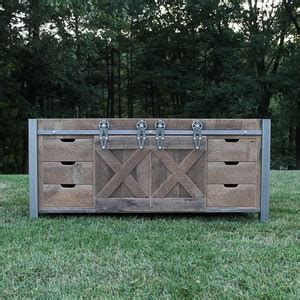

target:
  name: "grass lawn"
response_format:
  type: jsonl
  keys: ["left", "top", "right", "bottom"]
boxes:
{"left": 1, "top": 171, "right": 299, "bottom": 298}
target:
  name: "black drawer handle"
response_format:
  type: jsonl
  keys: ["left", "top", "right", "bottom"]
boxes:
{"left": 224, "top": 161, "right": 239, "bottom": 165}
{"left": 60, "top": 161, "right": 75, "bottom": 165}
{"left": 225, "top": 138, "right": 239, "bottom": 143}
{"left": 61, "top": 184, "right": 76, "bottom": 188}
{"left": 224, "top": 184, "right": 239, "bottom": 188}
{"left": 60, "top": 138, "right": 75, "bottom": 142}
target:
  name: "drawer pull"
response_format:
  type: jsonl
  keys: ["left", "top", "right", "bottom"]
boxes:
{"left": 60, "top": 161, "right": 75, "bottom": 165}
{"left": 224, "top": 161, "right": 239, "bottom": 165}
{"left": 60, "top": 138, "right": 75, "bottom": 142}
{"left": 224, "top": 184, "right": 238, "bottom": 188}
{"left": 61, "top": 184, "right": 76, "bottom": 188}
{"left": 225, "top": 138, "right": 239, "bottom": 143}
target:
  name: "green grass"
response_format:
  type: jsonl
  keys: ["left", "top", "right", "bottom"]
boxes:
{"left": 1, "top": 171, "right": 299, "bottom": 298}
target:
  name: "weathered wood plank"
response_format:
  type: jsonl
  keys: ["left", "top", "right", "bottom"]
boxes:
{"left": 207, "top": 162, "right": 257, "bottom": 184}
{"left": 134, "top": 153, "right": 151, "bottom": 197}
{"left": 150, "top": 198, "right": 205, "bottom": 212}
{"left": 43, "top": 185, "right": 94, "bottom": 207}
{"left": 207, "top": 184, "right": 256, "bottom": 207}
{"left": 96, "top": 198, "right": 150, "bottom": 212}
{"left": 94, "top": 136, "right": 206, "bottom": 150}
{"left": 39, "top": 118, "right": 261, "bottom": 130}
{"left": 186, "top": 149, "right": 207, "bottom": 199}
{"left": 43, "top": 162, "right": 93, "bottom": 184}
{"left": 95, "top": 136, "right": 150, "bottom": 150}
{"left": 208, "top": 137, "right": 258, "bottom": 161}
{"left": 43, "top": 138, "right": 93, "bottom": 161}
{"left": 150, "top": 136, "right": 207, "bottom": 149}
{"left": 151, "top": 151, "right": 170, "bottom": 196}
{"left": 152, "top": 175, "right": 178, "bottom": 198}
{"left": 95, "top": 197, "right": 205, "bottom": 212}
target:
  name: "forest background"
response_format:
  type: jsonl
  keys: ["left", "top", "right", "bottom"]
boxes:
{"left": 0, "top": 0, "right": 299, "bottom": 173}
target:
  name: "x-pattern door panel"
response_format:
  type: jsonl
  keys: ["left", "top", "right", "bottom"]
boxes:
{"left": 94, "top": 136, "right": 206, "bottom": 212}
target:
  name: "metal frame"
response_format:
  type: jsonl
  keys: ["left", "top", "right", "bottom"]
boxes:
{"left": 260, "top": 119, "right": 271, "bottom": 221}
{"left": 30, "top": 119, "right": 270, "bottom": 220}
{"left": 29, "top": 119, "right": 38, "bottom": 219}
{"left": 38, "top": 129, "right": 262, "bottom": 136}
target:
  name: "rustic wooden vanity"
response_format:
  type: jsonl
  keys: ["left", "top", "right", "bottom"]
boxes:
{"left": 29, "top": 119, "right": 270, "bottom": 221}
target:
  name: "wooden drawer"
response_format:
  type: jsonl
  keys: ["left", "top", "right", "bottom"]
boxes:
{"left": 207, "top": 184, "right": 256, "bottom": 207}
{"left": 43, "top": 162, "right": 93, "bottom": 184}
{"left": 207, "top": 162, "right": 257, "bottom": 184}
{"left": 42, "top": 184, "right": 94, "bottom": 208}
{"left": 43, "top": 138, "right": 93, "bottom": 161}
{"left": 208, "top": 137, "right": 258, "bottom": 161}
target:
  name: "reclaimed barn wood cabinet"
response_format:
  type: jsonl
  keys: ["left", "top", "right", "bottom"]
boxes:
{"left": 29, "top": 119, "right": 270, "bottom": 221}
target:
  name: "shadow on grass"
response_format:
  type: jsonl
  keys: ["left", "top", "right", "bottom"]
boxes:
{"left": 39, "top": 212, "right": 259, "bottom": 222}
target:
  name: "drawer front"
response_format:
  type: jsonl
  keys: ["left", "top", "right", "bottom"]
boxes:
{"left": 207, "top": 162, "right": 257, "bottom": 184}
{"left": 208, "top": 137, "right": 258, "bottom": 161}
{"left": 43, "top": 138, "right": 93, "bottom": 161}
{"left": 207, "top": 184, "right": 256, "bottom": 207}
{"left": 43, "top": 185, "right": 94, "bottom": 207}
{"left": 43, "top": 162, "right": 93, "bottom": 184}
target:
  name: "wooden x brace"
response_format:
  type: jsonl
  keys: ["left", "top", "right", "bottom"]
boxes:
{"left": 151, "top": 149, "right": 204, "bottom": 198}
{"left": 95, "top": 149, "right": 150, "bottom": 198}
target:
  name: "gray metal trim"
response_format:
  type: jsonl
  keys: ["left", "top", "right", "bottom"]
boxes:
{"left": 260, "top": 119, "right": 271, "bottom": 221}
{"left": 29, "top": 119, "right": 38, "bottom": 219}
{"left": 38, "top": 129, "right": 262, "bottom": 136}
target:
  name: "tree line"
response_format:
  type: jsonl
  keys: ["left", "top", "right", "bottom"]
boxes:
{"left": 0, "top": 0, "right": 299, "bottom": 173}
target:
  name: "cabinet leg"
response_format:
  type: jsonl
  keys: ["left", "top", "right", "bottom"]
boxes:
{"left": 259, "top": 211, "right": 269, "bottom": 222}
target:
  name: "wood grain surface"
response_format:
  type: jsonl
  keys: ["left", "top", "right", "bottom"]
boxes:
{"left": 43, "top": 162, "right": 93, "bottom": 184}
{"left": 207, "top": 162, "right": 257, "bottom": 184}
{"left": 208, "top": 137, "right": 258, "bottom": 161}
{"left": 43, "top": 184, "right": 94, "bottom": 207}
{"left": 207, "top": 184, "right": 256, "bottom": 207}
{"left": 43, "top": 138, "right": 93, "bottom": 161}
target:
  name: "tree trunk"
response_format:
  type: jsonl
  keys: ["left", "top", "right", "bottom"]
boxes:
{"left": 118, "top": 50, "right": 122, "bottom": 118}
{"left": 150, "top": 79, "right": 155, "bottom": 117}
{"left": 106, "top": 46, "right": 110, "bottom": 117}
{"left": 288, "top": 125, "right": 294, "bottom": 170}
{"left": 258, "top": 85, "right": 272, "bottom": 118}
{"left": 126, "top": 52, "right": 131, "bottom": 117}
{"left": 128, "top": 18, "right": 134, "bottom": 118}
{"left": 110, "top": 47, "right": 115, "bottom": 118}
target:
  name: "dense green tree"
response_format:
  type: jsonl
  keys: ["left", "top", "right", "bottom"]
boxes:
{"left": 0, "top": 0, "right": 299, "bottom": 173}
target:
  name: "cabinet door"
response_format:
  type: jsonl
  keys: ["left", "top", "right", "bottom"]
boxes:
{"left": 94, "top": 136, "right": 207, "bottom": 212}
